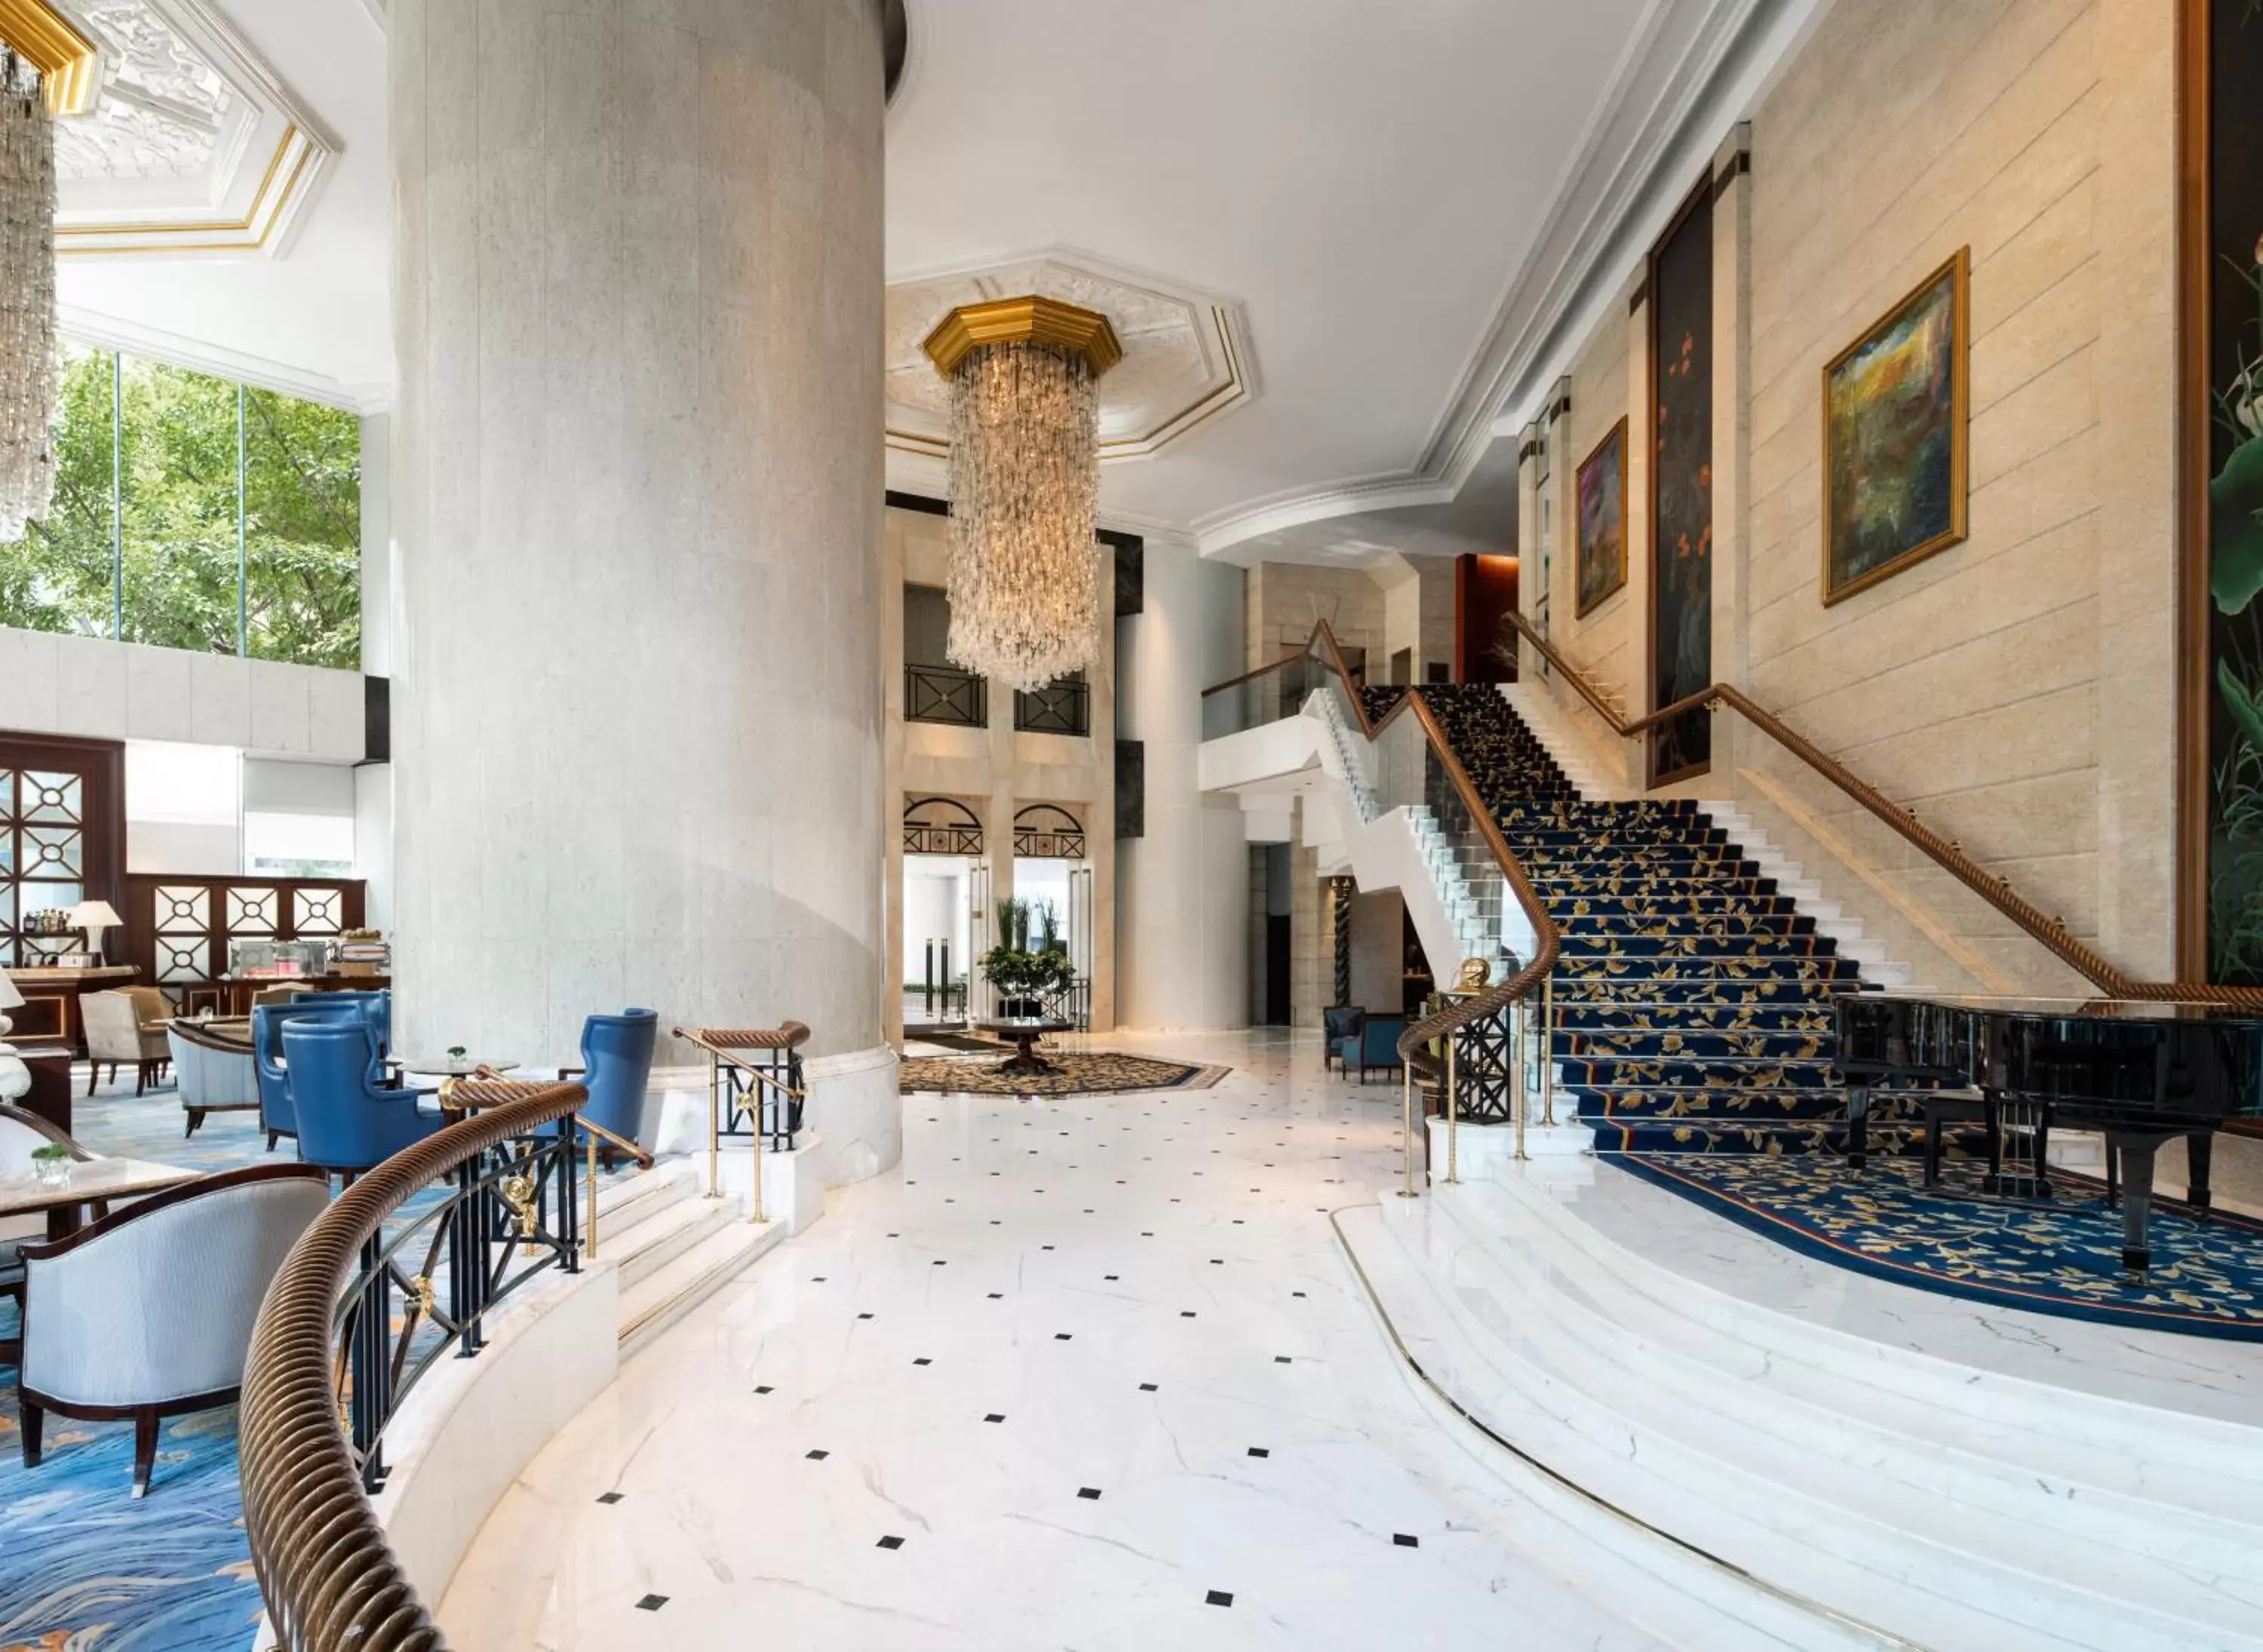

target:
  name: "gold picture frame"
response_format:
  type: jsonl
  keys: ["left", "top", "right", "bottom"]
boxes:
{"left": 1574, "top": 416, "right": 1629, "bottom": 619}
{"left": 1819, "top": 247, "right": 1970, "bottom": 606}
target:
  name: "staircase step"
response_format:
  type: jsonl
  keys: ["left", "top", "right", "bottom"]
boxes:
{"left": 607, "top": 1189, "right": 744, "bottom": 1288}
{"left": 618, "top": 1212, "right": 785, "bottom": 1358}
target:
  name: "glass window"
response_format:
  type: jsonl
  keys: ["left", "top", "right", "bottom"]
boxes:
{"left": 1, "top": 343, "right": 119, "bottom": 639}
{"left": 245, "top": 387, "right": 361, "bottom": 669}
{"left": 119, "top": 355, "right": 244, "bottom": 655}
{"left": 0, "top": 343, "right": 361, "bottom": 671}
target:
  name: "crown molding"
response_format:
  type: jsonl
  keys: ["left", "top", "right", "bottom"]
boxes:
{"left": 1190, "top": 0, "right": 1826, "bottom": 560}
{"left": 60, "top": 302, "right": 388, "bottom": 412}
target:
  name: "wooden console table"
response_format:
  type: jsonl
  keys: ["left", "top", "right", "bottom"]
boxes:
{"left": 5, "top": 966, "right": 140, "bottom": 1058}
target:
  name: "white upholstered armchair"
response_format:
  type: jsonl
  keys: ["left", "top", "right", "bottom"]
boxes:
{"left": 167, "top": 1021, "right": 259, "bottom": 1138}
{"left": 80, "top": 987, "right": 172, "bottom": 1097}
{"left": 15, "top": 1162, "right": 327, "bottom": 1496}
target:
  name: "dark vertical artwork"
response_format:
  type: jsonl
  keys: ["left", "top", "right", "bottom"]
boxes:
{"left": 2203, "top": 2, "right": 2263, "bottom": 981}
{"left": 1649, "top": 187, "right": 1714, "bottom": 784}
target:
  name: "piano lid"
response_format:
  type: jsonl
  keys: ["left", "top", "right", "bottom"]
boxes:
{"left": 1853, "top": 991, "right": 2263, "bottom": 1025}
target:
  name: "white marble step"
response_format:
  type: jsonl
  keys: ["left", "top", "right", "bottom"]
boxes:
{"left": 593, "top": 1159, "right": 697, "bottom": 1233}
{"left": 617, "top": 1214, "right": 784, "bottom": 1360}
{"left": 1338, "top": 1204, "right": 1881, "bottom": 1650}
{"left": 1334, "top": 1204, "right": 1873, "bottom": 1651}
{"left": 1484, "top": 1162, "right": 2263, "bottom": 1520}
{"left": 607, "top": 1189, "right": 744, "bottom": 1290}
{"left": 1429, "top": 1178, "right": 2263, "bottom": 1643}
{"left": 1366, "top": 1187, "right": 2261, "bottom": 1652}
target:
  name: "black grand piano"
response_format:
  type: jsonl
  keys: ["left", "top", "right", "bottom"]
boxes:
{"left": 1835, "top": 993, "right": 2263, "bottom": 1273}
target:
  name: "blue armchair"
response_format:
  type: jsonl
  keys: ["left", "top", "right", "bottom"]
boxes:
{"left": 281, "top": 1018, "right": 444, "bottom": 1178}
{"left": 304, "top": 990, "right": 391, "bottom": 1057}
{"left": 1355, "top": 1014, "right": 1406, "bottom": 1083}
{"left": 253, "top": 998, "right": 373, "bottom": 1153}
{"left": 1323, "top": 1006, "right": 1364, "bottom": 1076}
{"left": 559, "top": 1009, "right": 659, "bottom": 1166}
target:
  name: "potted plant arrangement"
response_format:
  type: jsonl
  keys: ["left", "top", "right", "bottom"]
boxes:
{"left": 980, "top": 897, "right": 1073, "bottom": 1019}
{"left": 29, "top": 1141, "right": 72, "bottom": 1190}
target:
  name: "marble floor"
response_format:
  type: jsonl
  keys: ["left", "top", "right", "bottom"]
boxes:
{"left": 439, "top": 1032, "right": 1683, "bottom": 1651}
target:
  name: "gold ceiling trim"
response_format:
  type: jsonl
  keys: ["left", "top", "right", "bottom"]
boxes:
{"left": 923, "top": 295, "right": 1123, "bottom": 380}
{"left": 0, "top": 0, "right": 99, "bottom": 117}
{"left": 891, "top": 305, "right": 1249, "bottom": 464}
{"left": 56, "top": 125, "right": 313, "bottom": 254}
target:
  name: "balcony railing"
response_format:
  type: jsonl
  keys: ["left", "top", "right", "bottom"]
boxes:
{"left": 1014, "top": 677, "right": 1090, "bottom": 736}
{"left": 906, "top": 662, "right": 987, "bottom": 727}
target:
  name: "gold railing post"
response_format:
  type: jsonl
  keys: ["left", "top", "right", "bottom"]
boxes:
{"left": 1540, "top": 971, "right": 1555, "bottom": 1128}
{"left": 1399, "top": 1065, "right": 1418, "bottom": 1198}
{"left": 1445, "top": 1029, "right": 1460, "bottom": 1185}
{"left": 749, "top": 1092, "right": 767, "bottom": 1227}
{"left": 705, "top": 1052, "right": 721, "bottom": 1200}
{"left": 1513, "top": 996, "right": 1528, "bottom": 1162}
{"left": 585, "top": 1128, "right": 599, "bottom": 1260}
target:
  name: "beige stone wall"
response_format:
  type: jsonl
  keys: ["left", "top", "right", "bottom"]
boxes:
{"left": 1518, "top": 0, "right": 2175, "bottom": 995}
{"left": 1245, "top": 562, "right": 1388, "bottom": 681}
{"left": 882, "top": 504, "right": 1117, "bottom": 1039}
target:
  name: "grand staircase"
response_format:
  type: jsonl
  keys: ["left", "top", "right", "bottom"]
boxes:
{"left": 1419, "top": 686, "right": 1946, "bottom": 1158}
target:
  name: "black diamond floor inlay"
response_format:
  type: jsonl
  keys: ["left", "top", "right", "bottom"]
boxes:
{"left": 984, "top": 1413, "right": 1006, "bottom": 1423}
{"left": 1394, "top": 1534, "right": 1420, "bottom": 1548}
{"left": 1246, "top": 1447, "right": 1269, "bottom": 1459}
{"left": 806, "top": 1449, "right": 830, "bottom": 1461}
{"left": 596, "top": 1491, "right": 623, "bottom": 1504}
{"left": 877, "top": 1535, "right": 905, "bottom": 1550}
{"left": 636, "top": 1594, "right": 668, "bottom": 1611}
{"left": 1077, "top": 1487, "right": 1102, "bottom": 1500}
{"left": 1206, "top": 1589, "right": 1233, "bottom": 1608}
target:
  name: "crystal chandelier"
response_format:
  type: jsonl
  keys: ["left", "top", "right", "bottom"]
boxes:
{"left": 924, "top": 296, "right": 1121, "bottom": 692}
{"left": 0, "top": 50, "right": 54, "bottom": 544}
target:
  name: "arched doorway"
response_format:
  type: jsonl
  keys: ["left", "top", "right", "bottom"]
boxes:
{"left": 901, "top": 797, "right": 985, "bottom": 1032}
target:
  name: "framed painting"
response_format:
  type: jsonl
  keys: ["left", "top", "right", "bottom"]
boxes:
{"left": 1647, "top": 177, "right": 1714, "bottom": 786}
{"left": 1574, "top": 417, "right": 1627, "bottom": 617}
{"left": 1821, "top": 247, "right": 1970, "bottom": 606}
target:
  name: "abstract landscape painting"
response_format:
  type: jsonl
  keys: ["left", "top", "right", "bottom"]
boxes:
{"left": 1576, "top": 418, "right": 1626, "bottom": 616}
{"left": 1822, "top": 248, "right": 1969, "bottom": 604}
{"left": 1649, "top": 183, "right": 1714, "bottom": 785}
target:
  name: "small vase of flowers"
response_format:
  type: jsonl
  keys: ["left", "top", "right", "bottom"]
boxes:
{"left": 30, "top": 1142, "right": 72, "bottom": 1190}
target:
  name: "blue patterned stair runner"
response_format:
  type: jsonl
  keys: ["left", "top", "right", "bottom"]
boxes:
{"left": 1420, "top": 686, "right": 1964, "bottom": 1159}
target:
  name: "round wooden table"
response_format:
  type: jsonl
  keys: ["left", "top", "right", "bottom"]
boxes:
{"left": 976, "top": 1019, "right": 1073, "bottom": 1078}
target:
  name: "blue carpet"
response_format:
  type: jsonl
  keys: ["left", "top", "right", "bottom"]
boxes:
{"left": 1610, "top": 1153, "right": 2263, "bottom": 1340}
{"left": 3, "top": 1089, "right": 269, "bottom": 1651}
{"left": 1417, "top": 686, "right": 2258, "bottom": 1339}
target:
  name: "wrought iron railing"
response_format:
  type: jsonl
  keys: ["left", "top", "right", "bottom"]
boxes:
{"left": 1497, "top": 608, "right": 2263, "bottom": 1009}
{"left": 1013, "top": 677, "right": 1090, "bottom": 735}
{"left": 240, "top": 1080, "right": 593, "bottom": 1650}
{"left": 906, "top": 662, "right": 987, "bottom": 727}
{"left": 1200, "top": 622, "right": 1561, "bottom": 1178}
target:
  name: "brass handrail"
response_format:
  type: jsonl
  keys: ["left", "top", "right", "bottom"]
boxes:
{"left": 1501, "top": 609, "right": 2263, "bottom": 1009}
{"left": 239, "top": 1082, "right": 589, "bottom": 1652}
{"left": 1202, "top": 622, "right": 1563, "bottom": 1152}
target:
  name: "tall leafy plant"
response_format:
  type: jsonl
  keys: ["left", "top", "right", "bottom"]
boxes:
{"left": 981, "top": 895, "right": 1073, "bottom": 1006}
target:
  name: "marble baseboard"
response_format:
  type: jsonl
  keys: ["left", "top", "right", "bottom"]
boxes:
{"left": 805, "top": 1043, "right": 900, "bottom": 1188}
{"left": 366, "top": 1260, "right": 619, "bottom": 1618}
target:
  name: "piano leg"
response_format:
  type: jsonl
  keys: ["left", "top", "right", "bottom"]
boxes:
{"left": 2187, "top": 1130, "right": 2215, "bottom": 1211}
{"left": 1844, "top": 1084, "right": 1870, "bottom": 1171}
{"left": 1981, "top": 1091, "right": 2004, "bottom": 1192}
{"left": 2108, "top": 1132, "right": 2160, "bottom": 1276}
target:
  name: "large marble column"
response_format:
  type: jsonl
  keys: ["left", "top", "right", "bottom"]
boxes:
{"left": 388, "top": 2, "right": 889, "bottom": 1093}
{"left": 1115, "top": 540, "right": 1248, "bottom": 1030}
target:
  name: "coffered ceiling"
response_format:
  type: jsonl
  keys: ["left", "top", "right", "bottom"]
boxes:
{"left": 47, "top": 0, "right": 1827, "bottom": 562}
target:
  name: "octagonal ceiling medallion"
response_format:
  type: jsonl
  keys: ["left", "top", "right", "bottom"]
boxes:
{"left": 885, "top": 250, "right": 1256, "bottom": 464}
{"left": 25, "top": 0, "right": 340, "bottom": 258}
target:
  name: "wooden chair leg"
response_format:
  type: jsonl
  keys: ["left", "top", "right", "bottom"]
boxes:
{"left": 18, "top": 1396, "right": 41, "bottom": 1467}
{"left": 130, "top": 1409, "right": 158, "bottom": 1498}
{"left": 184, "top": 1108, "right": 204, "bottom": 1138}
{"left": 267, "top": 1130, "right": 280, "bottom": 1151}
{"left": 84, "top": 1062, "right": 97, "bottom": 1097}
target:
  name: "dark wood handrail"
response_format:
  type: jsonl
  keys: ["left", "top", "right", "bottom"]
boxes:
{"left": 1502, "top": 608, "right": 2263, "bottom": 1009}
{"left": 1205, "top": 621, "right": 1562, "bottom": 1064}
{"left": 238, "top": 1082, "right": 588, "bottom": 1652}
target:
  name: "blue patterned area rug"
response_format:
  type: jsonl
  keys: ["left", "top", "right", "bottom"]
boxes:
{"left": 2, "top": 1092, "right": 270, "bottom": 1651}
{"left": 1610, "top": 1153, "right": 2263, "bottom": 1340}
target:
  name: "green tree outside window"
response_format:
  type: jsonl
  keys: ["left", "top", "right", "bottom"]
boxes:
{"left": 0, "top": 344, "right": 361, "bottom": 671}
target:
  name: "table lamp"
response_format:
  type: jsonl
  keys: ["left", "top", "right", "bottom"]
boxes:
{"left": 68, "top": 899, "right": 121, "bottom": 962}
{"left": 0, "top": 971, "right": 21, "bottom": 1036}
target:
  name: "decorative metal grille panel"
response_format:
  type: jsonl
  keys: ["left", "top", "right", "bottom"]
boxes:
{"left": 1012, "top": 803, "right": 1085, "bottom": 860}
{"left": 157, "top": 935, "right": 207, "bottom": 984}
{"left": 154, "top": 885, "right": 210, "bottom": 932}
{"left": 295, "top": 888, "right": 343, "bottom": 934}
{"left": 229, "top": 886, "right": 278, "bottom": 933}
{"left": 904, "top": 797, "right": 984, "bottom": 857}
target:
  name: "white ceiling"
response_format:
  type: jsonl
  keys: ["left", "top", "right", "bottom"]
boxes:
{"left": 50, "top": 0, "right": 1825, "bottom": 564}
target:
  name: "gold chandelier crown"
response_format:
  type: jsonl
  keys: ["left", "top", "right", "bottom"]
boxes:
{"left": 924, "top": 296, "right": 1119, "bottom": 693}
